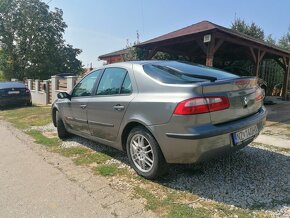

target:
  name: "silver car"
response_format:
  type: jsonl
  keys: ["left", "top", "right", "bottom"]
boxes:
{"left": 52, "top": 61, "right": 267, "bottom": 179}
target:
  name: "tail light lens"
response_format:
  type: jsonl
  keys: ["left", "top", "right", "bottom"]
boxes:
{"left": 256, "top": 88, "right": 264, "bottom": 102}
{"left": 174, "top": 96, "right": 230, "bottom": 115}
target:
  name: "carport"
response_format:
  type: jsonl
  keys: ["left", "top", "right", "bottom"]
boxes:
{"left": 136, "top": 21, "right": 290, "bottom": 100}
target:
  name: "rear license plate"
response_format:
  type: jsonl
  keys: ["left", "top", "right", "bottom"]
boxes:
{"left": 232, "top": 125, "right": 258, "bottom": 145}
{"left": 8, "top": 91, "right": 20, "bottom": 94}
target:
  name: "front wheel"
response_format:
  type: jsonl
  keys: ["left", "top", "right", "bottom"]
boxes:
{"left": 56, "top": 110, "right": 70, "bottom": 140}
{"left": 126, "top": 126, "right": 167, "bottom": 180}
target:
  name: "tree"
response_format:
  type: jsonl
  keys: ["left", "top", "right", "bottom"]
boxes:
{"left": 278, "top": 27, "right": 290, "bottom": 50}
{"left": 231, "top": 18, "right": 265, "bottom": 40}
{"left": 124, "top": 45, "right": 190, "bottom": 62}
{"left": 265, "top": 34, "right": 276, "bottom": 46}
{"left": 0, "top": 0, "right": 82, "bottom": 80}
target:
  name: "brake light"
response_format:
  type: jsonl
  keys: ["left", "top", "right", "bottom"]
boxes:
{"left": 174, "top": 96, "right": 230, "bottom": 115}
{"left": 256, "top": 88, "right": 264, "bottom": 102}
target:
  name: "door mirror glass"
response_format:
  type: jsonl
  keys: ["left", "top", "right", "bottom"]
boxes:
{"left": 57, "top": 92, "right": 71, "bottom": 99}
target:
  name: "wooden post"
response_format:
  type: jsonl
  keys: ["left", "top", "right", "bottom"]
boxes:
{"left": 146, "top": 48, "right": 158, "bottom": 60}
{"left": 197, "top": 36, "right": 223, "bottom": 67}
{"left": 205, "top": 37, "right": 215, "bottom": 67}
{"left": 249, "top": 48, "right": 266, "bottom": 77}
{"left": 282, "top": 57, "right": 290, "bottom": 100}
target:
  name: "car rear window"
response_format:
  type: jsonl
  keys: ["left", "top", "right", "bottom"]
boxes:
{"left": 143, "top": 61, "right": 238, "bottom": 84}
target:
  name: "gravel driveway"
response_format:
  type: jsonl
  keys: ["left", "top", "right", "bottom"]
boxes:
{"left": 34, "top": 123, "right": 290, "bottom": 217}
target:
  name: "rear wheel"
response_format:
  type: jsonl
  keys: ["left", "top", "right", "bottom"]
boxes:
{"left": 126, "top": 126, "right": 167, "bottom": 180}
{"left": 56, "top": 110, "right": 70, "bottom": 139}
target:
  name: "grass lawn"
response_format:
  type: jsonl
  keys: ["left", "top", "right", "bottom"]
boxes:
{"left": 0, "top": 106, "right": 51, "bottom": 129}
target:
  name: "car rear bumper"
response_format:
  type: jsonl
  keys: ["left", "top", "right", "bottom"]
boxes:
{"left": 0, "top": 96, "right": 31, "bottom": 106}
{"left": 150, "top": 106, "right": 267, "bottom": 164}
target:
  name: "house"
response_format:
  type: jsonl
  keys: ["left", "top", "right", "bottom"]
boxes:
{"left": 98, "top": 48, "right": 128, "bottom": 64}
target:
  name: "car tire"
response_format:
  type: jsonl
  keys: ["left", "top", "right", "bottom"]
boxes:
{"left": 126, "top": 126, "right": 167, "bottom": 180}
{"left": 26, "top": 101, "right": 32, "bottom": 106}
{"left": 56, "top": 110, "right": 70, "bottom": 139}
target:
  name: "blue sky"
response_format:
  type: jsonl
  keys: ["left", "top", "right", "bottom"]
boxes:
{"left": 47, "top": 0, "right": 290, "bottom": 68}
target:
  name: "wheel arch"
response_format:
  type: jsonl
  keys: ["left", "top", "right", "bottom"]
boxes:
{"left": 121, "top": 121, "right": 155, "bottom": 152}
{"left": 52, "top": 107, "right": 58, "bottom": 127}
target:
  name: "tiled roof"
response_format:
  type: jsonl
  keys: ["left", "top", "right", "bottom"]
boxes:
{"left": 137, "top": 20, "right": 290, "bottom": 55}
{"left": 98, "top": 48, "right": 128, "bottom": 59}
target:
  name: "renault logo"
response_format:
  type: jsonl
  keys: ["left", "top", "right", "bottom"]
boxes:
{"left": 243, "top": 96, "right": 249, "bottom": 108}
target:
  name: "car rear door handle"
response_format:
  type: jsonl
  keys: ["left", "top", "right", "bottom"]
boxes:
{"left": 80, "top": 104, "right": 87, "bottom": 109}
{"left": 113, "top": 104, "right": 125, "bottom": 111}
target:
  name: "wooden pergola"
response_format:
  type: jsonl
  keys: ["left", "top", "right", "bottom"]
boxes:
{"left": 136, "top": 21, "right": 290, "bottom": 100}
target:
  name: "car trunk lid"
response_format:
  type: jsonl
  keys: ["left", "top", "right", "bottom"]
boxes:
{"left": 202, "top": 77, "right": 263, "bottom": 124}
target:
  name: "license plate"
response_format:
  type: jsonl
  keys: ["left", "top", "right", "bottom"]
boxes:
{"left": 8, "top": 91, "right": 20, "bottom": 94}
{"left": 233, "top": 125, "right": 258, "bottom": 145}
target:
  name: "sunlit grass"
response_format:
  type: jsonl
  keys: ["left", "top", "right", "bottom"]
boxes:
{"left": 0, "top": 106, "right": 51, "bottom": 129}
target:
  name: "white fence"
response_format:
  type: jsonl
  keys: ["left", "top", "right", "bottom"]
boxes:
{"left": 26, "top": 76, "right": 81, "bottom": 105}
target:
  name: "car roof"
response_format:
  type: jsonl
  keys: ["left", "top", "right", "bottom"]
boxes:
{"left": 0, "top": 82, "right": 26, "bottom": 89}
{"left": 102, "top": 60, "right": 184, "bottom": 69}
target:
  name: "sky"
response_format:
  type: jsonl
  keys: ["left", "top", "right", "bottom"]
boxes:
{"left": 47, "top": 0, "right": 290, "bottom": 68}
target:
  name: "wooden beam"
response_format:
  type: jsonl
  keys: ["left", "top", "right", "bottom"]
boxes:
{"left": 274, "top": 58, "right": 286, "bottom": 71}
{"left": 215, "top": 31, "right": 290, "bottom": 59}
{"left": 255, "top": 49, "right": 261, "bottom": 77}
{"left": 260, "top": 50, "right": 266, "bottom": 61}
{"left": 282, "top": 57, "right": 290, "bottom": 100}
{"left": 249, "top": 47, "right": 257, "bottom": 63}
{"left": 147, "top": 48, "right": 158, "bottom": 59}
{"left": 213, "top": 39, "right": 224, "bottom": 53}
{"left": 138, "top": 32, "right": 211, "bottom": 50}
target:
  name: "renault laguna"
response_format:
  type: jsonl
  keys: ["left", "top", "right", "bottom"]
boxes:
{"left": 52, "top": 61, "right": 267, "bottom": 179}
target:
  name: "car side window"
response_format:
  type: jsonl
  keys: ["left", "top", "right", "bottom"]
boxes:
{"left": 71, "top": 70, "right": 101, "bottom": 97}
{"left": 96, "top": 68, "right": 127, "bottom": 95}
{"left": 120, "top": 73, "right": 132, "bottom": 94}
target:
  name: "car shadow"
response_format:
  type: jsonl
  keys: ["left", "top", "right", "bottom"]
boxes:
{"left": 64, "top": 136, "right": 290, "bottom": 210}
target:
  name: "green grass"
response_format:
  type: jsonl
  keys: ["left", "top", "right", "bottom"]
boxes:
{"left": 94, "top": 164, "right": 122, "bottom": 176}
{"left": 0, "top": 106, "right": 51, "bottom": 129}
{"left": 134, "top": 187, "right": 163, "bottom": 210}
{"left": 168, "top": 204, "right": 212, "bottom": 218}
{"left": 133, "top": 187, "right": 266, "bottom": 218}
{"left": 134, "top": 187, "right": 212, "bottom": 217}
{"left": 55, "top": 146, "right": 90, "bottom": 157}
{"left": 27, "top": 130, "right": 60, "bottom": 147}
{"left": 74, "top": 152, "right": 111, "bottom": 165}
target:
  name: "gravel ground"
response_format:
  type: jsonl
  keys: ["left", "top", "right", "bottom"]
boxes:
{"left": 32, "top": 124, "right": 290, "bottom": 217}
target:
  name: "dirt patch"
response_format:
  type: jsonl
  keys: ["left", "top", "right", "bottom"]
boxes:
{"left": 43, "top": 131, "right": 58, "bottom": 138}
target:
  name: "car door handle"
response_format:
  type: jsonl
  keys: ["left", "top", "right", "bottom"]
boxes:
{"left": 113, "top": 104, "right": 125, "bottom": 111}
{"left": 80, "top": 104, "right": 87, "bottom": 109}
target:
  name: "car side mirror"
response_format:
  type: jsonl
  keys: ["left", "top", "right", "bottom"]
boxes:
{"left": 57, "top": 92, "right": 71, "bottom": 100}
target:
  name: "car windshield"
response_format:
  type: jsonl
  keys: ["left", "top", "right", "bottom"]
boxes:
{"left": 143, "top": 61, "right": 239, "bottom": 84}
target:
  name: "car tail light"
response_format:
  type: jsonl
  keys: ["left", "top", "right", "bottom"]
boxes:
{"left": 255, "top": 88, "right": 264, "bottom": 102}
{"left": 174, "top": 96, "right": 230, "bottom": 115}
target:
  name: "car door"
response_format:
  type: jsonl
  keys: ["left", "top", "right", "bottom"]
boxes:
{"left": 64, "top": 70, "right": 102, "bottom": 135}
{"left": 87, "top": 67, "right": 135, "bottom": 142}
